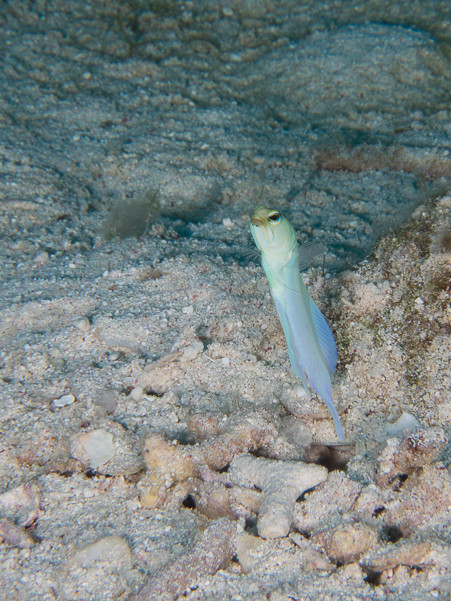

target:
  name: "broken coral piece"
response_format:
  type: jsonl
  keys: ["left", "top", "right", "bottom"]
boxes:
{"left": 0, "top": 482, "right": 42, "bottom": 527}
{"left": 130, "top": 518, "right": 235, "bottom": 601}
{"left": 198, "top": 410, "right": 280, "bottom": 470}
{"left": 312, "top": 521, "right": 378, "bottom": 564}
{"left": 360, "top": 539, "right": 436, "bottom": 572}
{"left": 142, "top": 433, "right": 197, "bottom": 483}
{"left": 186, "top": 479, "right": 262, "bottom": 522}
{"left": 0, "top": 518, "right": 34, "bottom": 549}
{"left": 138, "top": 411, "right": 282, "bottom": 509}
{"left": 382, "top": 464, "right": 451, "bottom": 536}
{"left": 376, "top": 427, "right": 447, "bottom": 487}
{"left": 139, "top": 433, "right": 198, "bottom": 509}
{"left": 230, "top": 454, "right": 327, "bottom": 539}
{"left": 78, "top": 429, "right": 115, "bottom": 469}
{"left": 289, "top": 532, "right": 335, "bottom": 572}
{"left": 293, "top": 472, "right": 361, "bottom": 535}
{"left": 73, "top": 535, "right": 133, "bottom": 570}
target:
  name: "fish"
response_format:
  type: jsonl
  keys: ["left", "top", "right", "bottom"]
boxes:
{"left": 250, "top": 205, "right": 345, "bottom": 440}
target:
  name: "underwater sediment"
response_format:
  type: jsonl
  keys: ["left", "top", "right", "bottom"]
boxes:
{"left": 2, "top": 1, "right": 451, "bottom": 599}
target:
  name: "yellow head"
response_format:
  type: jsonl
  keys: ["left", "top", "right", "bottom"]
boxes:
{"left": 250, "top": 205, "right": 297, "bottom": 256}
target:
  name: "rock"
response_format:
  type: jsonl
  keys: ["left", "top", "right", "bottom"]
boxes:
{"left": 188, "top": 480, "right": 233, "bottom": 520}
{"left": 0, "top": 482, "right": 42, "bottom": 527}
{"left": 129, "top": 386, "right": 143, "bottom": 401}
{"left": 130, "top": 518, "right": 235, "bottom": 601}
{"left": 377, "top": 428, "right": 447, "bottom": 487}
{"left": 313, "top": 522, "right": 378, "bottom": 564}
{"left": 94, "top": 390, "right": 118, "bottom": 416}
{"left": 293, "top": 472, "right": 362, "bottom": 535}
{"left": 385, "top": 412, "right": 421, "bottom": 437}
{"left": 72, "top": 423, "right": 144, "bottom": 475}
{"left": 188, "top": 413, "right": 223, "bottom": 442}
{"left": 180, "top": 340, "right": 203, "bottom": 361}
{"left": 289, "top": 533, "right": 335, "bottom": 572}
{"left": 33, "top": 251, "right": 49, "bottom": 264}
{"left": 140, "top": 355, "right": 182, "bottom": 395}
{"left": 73, "top": 535, "right": 133, "bottom": 570}
{"left": 352, "top": 483, "right": 395, "bottom": 517}
{"left": 234, "top": 533, "right": 263, "bottom": 573}
{"left": 360, "top": 539, "right": 435, "bottom": 571}
{"left": 382, "top": 465, "right": 451, "bottom": 536}
{"left": 0, "top": 518, "right": 34, "bottom": 549}
{"left": 13, "top": 419, "right": 72, "bottom": 470}
{"left": 77, "top": 429, "right": 115, "bottom": 468}
{"left": 72, "top": 316, "right": 91, "bottom": 332}
{"left": 53, "top": 393, "right": 75, "bottom": 407}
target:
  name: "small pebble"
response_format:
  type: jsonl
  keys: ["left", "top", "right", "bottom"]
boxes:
{"left": 73, "top": 535, "right": 132, "bottom": 569}
{"left": 181, "top": 340, "right": 203, "bottom": 362}
{"left": 33, "top": 251, "right": 49, "bottom": 264}
{"left": 385, "top": 411, "right": 420, "bottom": 437}
{"left": 48, "top": 356, "right": 66, "bottom": 370}
{"left": 129, "top": 386, "right": 143, "bottom": 401}
{"left": 182, "top": 305, "right": 194, "bottom": 315}
{"left": 53, "top": 394, "right": 75, "bottom": 408}
{"left": 79, "top": 429, "right": 115, "bottom": 468}
{"left": 72, "top": 316, "right": 91, "bottom": 332}
{"left": 95, "top": 390, "right": 118, "bottom": 416}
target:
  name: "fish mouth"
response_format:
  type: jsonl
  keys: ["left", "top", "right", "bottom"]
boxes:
{"left": 250, "top": 217, "right": 265, "bottom": 227}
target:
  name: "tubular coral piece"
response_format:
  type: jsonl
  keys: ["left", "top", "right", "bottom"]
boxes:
{"left": 199, "top": 411, "right": 279, "bottom": 470}
{"left": 130, "top": 518, "right": 235, "bottom": 601}
{"left": 230, "top": 455, "right": 327, "bottom": 539}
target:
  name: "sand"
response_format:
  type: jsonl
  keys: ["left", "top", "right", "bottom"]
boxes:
{"left": 1, "top": 1, "right": 451, "bottom": 599}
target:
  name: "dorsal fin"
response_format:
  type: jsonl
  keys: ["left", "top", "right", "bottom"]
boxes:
{"left": 303, "top": 286, "right": 337, "bottom": 376}
{"left": 298, "top": 241, "right": 327, "bottom": 271}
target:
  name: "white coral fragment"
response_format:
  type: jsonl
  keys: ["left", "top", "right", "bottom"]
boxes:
{"left": 230, "top": 455, "right": 327, "bottom": 539}
{"left": 385, "top": 411, "right": 420, "bottom": 437}
{"left": 79, "top": 429, "right": 115, "bottom": 468}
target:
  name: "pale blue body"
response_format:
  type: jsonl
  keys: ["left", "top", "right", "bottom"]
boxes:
{"left": 250, "top": 206, "right": 345, "bottom": 440}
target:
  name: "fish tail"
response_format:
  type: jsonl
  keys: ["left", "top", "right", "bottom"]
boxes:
{"left": 310, "top": 379, "right": 345, "bottom": 440}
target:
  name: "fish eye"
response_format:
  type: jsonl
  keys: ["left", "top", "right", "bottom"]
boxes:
{"left": 268, "top": 212, "right": 281, "bottom": 223}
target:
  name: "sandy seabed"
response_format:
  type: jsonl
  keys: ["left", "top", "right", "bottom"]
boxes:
{"left": 1, "top": 1, "right": 451, "bottom": 600}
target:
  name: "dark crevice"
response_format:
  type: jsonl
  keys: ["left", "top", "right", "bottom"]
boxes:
{"left": 297, "top": 486, "right": 317, "bottom": 502}
{"left": 380, "top": 524, "right": 404, "bottom": 543}
{"left": 84, "top": 469, "right": 114, "bottom": 479}
{"left": 372, "top": 506, "right": 386, "bottom": 518}
{"left": 143, "top": 386, "right": 165, "bottom": 398}
{"left": 363, "top": 568, "right": 383, "bottom": 586}
{"left": 182, "top": 494, "right": 196, "bottom": 509}
{"left": 391, "top": 473, "right": 409, "bottom": 491}
{"left": 305, "top": 443, "right": 354, "bottom": 471}
{"left": 56, "top": 470, "right": 75, "bottom": 478}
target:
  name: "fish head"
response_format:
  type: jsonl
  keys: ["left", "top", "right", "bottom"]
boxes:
{"left": 250, "top": 205, "right": 296, "bottom": 255}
